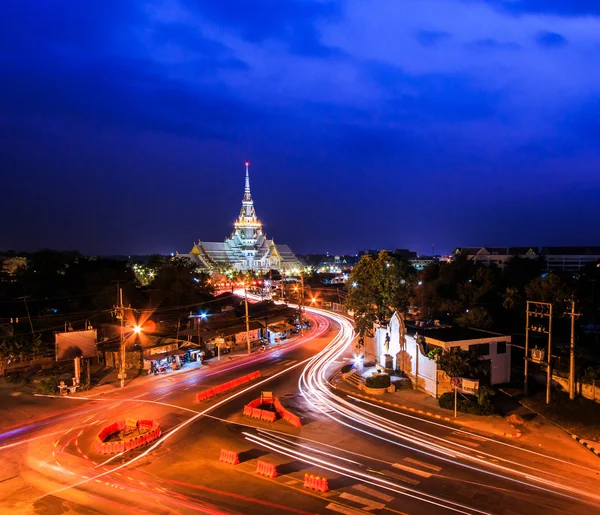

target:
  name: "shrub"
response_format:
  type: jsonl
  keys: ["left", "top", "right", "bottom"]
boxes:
{"left": 340, "top": 364, "right": 354, "bottom": 374}
{"left": 365, "top": 374, "right": 391, "bottom": 389}
{"left": 438, "top": 391, "right": 494, "bottom": 416}
{"left": 37, "top": 377, "right": 59, "bottom": 395}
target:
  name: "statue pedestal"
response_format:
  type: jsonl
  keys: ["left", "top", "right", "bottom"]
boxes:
{"left": 381, "top": 354, "right": 393, "bottom": 370}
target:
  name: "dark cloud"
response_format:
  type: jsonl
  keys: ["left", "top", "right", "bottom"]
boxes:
{"left": 465, "top": 38, "right": 521, "bottom": 51}
{"left": 150, "top": 23, "right": 249, "bottom": 69}
{"left": 364, "top": 62, "right": 501, "bottom": 123}
{"left": 0, "top": 0, "right": 599, "bottom": 255}
{"left": 479, "top": 0, "right": 600, "bottom": 16}
{"left": 535, "top": 31, "right": 568, "bottom": 48}
{"left": 182, "top": 0, "right": 342, "bottom": 57}
{"left": 416, "top": 30, "right": 453, "bottom": 47}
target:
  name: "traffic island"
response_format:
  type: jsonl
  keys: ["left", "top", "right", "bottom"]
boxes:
{"left": 94, "top": 418, "right": 162, "bottom": 454}
{"left": 243, "top": 392, "right": 302, "bottom": 427}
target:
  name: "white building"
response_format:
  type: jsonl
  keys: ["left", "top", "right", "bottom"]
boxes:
{"left": 368, "top": 312, "right": 511, "bottom": 397}
{"left": 453, "top": 247, "right": 538, "bottom": 270}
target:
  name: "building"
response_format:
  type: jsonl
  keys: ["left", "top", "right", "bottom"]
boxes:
{"left": 180, "top": 163, "right": 302, "bottom": 273}
{"left": 409, "top": 256, "right": 436, "bottom": 270}
{"left": 368, "top": 312, "right": 511, "bottom": 398}
{"left": 453, "top": 247, "right": 538, "bottom": 269}
{"left": 542, "top": 247, "right": 600, "bottom": 272}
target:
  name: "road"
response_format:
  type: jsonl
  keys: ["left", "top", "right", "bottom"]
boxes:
{"left": 1, "top": 307, "right": 600, "bottom": 515}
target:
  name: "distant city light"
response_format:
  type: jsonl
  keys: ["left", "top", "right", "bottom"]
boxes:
{"left": 418, "top": 281, "right": 423, "bottom": 286}
{"left": 352, "top": 282, "right": 358, "bottom": 287}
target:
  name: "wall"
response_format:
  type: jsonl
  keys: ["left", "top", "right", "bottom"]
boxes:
{"left": 550, "top": 374, "right": 600, "bottom": 404}
{"left": 424, "top": 336, "right": 512, "bottom": 385}
{"left": 399, "top": 334, "right": 439, "bottom": 397}
{"left": 373, "top": 313, "right": 440, "bottom": 397}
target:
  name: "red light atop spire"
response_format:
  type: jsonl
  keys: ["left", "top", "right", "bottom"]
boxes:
{"left": 245, "top": 161, "right": 249, "bottom": 166}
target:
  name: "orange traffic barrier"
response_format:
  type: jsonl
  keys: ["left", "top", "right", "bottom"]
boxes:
{"left": 304, "top": 474, "right": 328, "bottom": 492}
{"left": 219, "top": 449, "right": 240, "bottom": 465}
{"left": 256, "top": 460, "right": 277, "bottom": 478}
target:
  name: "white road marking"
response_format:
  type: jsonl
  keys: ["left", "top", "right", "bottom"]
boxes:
{"left": 445, "top": 436, "right": 480, "bottom": 448}
{"left": 379, "top": 470, "right": 420, "bottom": 485}
{"left": 326, "top": 503, "right": 369, "bottom": 515}
{"left": 392, "top": 462, "right": 432, "bottom": 478}
{"left": 452, "top": 431, "right": 486, "bottom": 442}
{"left": 403, "top": 457, "right": 442, "bottom": 472}
{"left": 339, "top": 492, "right": 385, "bottom": 510}
{"left": 352, "top": 484, "right": 394, "bottom": 503}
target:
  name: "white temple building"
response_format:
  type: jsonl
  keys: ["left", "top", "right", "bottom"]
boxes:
{"left": 180, "top": 163, "right": 302, "bottom": 273}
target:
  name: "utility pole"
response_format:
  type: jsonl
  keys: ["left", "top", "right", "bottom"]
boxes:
{"left": 566, "top": 298, "right": 582, "bottom": 400}
{"left": 546, "top": 304, "right": 553, "bottom": 405}
{"left": 524, "top": 304, "right": 530, "bottom": 396}
{"left": 299, "top": 269, "right": 305, "bottom": 335}
{"left": 118, "top": 287, "right": 126, "bottom": 388}
{"left": 16, "top": 296, "right": 35, "bottom": 336}
{"left": 281, "top": 269, "right": 287, "bottom": 303}
{"left": 524, "top": 301, "right": 553, "bottom": 403}
{"left": 244, "top": 284, "right": 251, "bottom": 354}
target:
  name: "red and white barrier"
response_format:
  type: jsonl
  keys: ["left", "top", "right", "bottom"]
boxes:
{"left": 196, "top": 371, "right": 261, "bottom": 403}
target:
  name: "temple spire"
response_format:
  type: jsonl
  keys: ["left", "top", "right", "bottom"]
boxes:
{"left": 244, "top": 161, "right": 252, "bottom": 202}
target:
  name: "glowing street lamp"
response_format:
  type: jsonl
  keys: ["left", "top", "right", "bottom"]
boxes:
{"left": 133, "top": 325, "right": 142, "bottom": 334}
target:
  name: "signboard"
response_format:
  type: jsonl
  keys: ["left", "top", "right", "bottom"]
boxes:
{"left": 235, "top": 329, "right": 259, "bottom": 343}
{"left": 451, "top": 377, "right": 479, "bottom": 394}
{"left": 149, "top": 344, "right": 177, "bottom": 355}
{"left": 55, "top": 329, "right": 98, "bottom": 361}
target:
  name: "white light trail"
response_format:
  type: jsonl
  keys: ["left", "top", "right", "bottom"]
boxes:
{"left": 297, "top": 307, "right": 600, "bottom": 508}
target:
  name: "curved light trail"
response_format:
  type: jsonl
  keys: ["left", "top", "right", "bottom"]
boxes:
{"left": 296, "top": 307, "right": 600, "bottom": 510}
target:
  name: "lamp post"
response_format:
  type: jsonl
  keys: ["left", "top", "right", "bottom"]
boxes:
{"left": 244, "top": 282, "right": 251, "bottom": 355}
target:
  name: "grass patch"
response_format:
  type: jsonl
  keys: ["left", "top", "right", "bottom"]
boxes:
{"left": 521, "top": 388, "right": 600, "bottom": 441}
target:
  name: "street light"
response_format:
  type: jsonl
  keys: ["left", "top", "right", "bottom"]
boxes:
{"left": 133, "top": 325, "right": 142, "bottom": 334}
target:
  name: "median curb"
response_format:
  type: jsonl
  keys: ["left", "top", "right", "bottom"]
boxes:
{"left": 571, "top": 435, "right": 600, "bottom": 456}
{"left": 336, "top": 386, "right": 522, "bottom": 439}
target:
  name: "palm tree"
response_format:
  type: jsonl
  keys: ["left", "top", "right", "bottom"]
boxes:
{"left": 438, "top": 348, "right": 479, "bottom": 379}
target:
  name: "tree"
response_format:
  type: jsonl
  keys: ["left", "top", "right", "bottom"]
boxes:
{"left": 345, "top": 251, "right": 411, "bottom": 337}
{"left": 525, "top": 273, "right": 572, "bottom": 308}
{"left": 455, "top": 306, "right": 493, "bottom": 329}
{"left": 502, "top": 287, "right": 521, "bottom": 310}
{"left": 151, "top": 257, "right": 214, "bottom": 307}
{"left": 437, "top": 348, "right": 479, "bottom": 379}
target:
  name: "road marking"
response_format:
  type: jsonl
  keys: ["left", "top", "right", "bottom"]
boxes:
{"left": 379, "top": 470, "right": 420, "bottom": 485}
{"left": 326, "top": 503, "right": 368, "bottom": 515}
{"left": 392, "top": 463, "right": 432, "bottom": 478}
{"left": 403, "top": 457, "right": 442, "bottom": 472}
{"left": 445, "top": 436, "right": 480, "bottom": 448}
{"left": 339, "top": 492, "right": 385, "bottom": 510}
{"left": 352, "top": 484, "right": 394, "bottom": 503}
{"left": 285, "top": 479, "right": 299, "bottom": 485}
{"left": 452, "top": 431, "right": 486, "bottom": 442}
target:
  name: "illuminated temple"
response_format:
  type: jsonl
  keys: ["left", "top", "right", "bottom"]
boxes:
{"left": 180, "top": 163, "right": 302, "bottom": 273}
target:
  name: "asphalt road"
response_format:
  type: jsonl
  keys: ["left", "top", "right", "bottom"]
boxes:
{"left": 2, "top": 308, "right": 600, "bottom": 515}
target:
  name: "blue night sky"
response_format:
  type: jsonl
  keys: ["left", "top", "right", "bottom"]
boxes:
{"left": 1, "top": 1, "right": 599, "bottom": 256}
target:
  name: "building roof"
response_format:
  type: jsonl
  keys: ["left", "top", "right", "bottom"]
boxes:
{"left": 410, "top": 325, "right": 508, "bottom": 343}
{"left": 455, "top": 247, "right": 537, "bottom": 257}
{"left": 542, "top": 246, "right": 600, "bottom": 256}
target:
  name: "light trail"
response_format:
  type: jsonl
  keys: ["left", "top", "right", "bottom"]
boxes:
{"left": 242, "top": 431, "right": 489, "bottom": 515}
{"left": 26, "top": 336, "right": 325, "bottom": 504}
{"left": 297, "top": 307, "right": 600, "bottom": 509}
